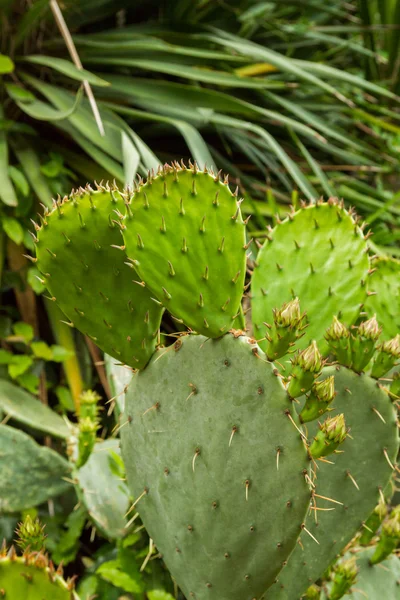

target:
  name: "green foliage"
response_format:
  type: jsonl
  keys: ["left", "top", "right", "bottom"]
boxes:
{"left": 122, "top": 333, "right": 310, "bottom": 600}
{"left": 365, "top": 258, "right": 400, "bottom": 339}
{"left": 0, "top": 425, "right": 71, "bottom": 512}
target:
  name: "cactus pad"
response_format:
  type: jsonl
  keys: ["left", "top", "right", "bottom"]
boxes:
{"left": 365, "top": 257, "right": 400, "bottom": 340}
{"left": 122, "top": 163, "right": 246, "bottom": 337}
{"left": 251, "top": 201, "right": 369, "bottom": 354}
{"left": 266, "top": 366, "right": 399, "bottom": 599}
{"left": 35, "top": 185, "right": 163, "bottom": 369}
{"left": 121, "top": 333, "right": 311, "bottom": 600}
{"left": 0, "top": 548, "right": 79, "bottom": 599}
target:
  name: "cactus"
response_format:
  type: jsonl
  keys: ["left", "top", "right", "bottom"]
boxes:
{"left": 265, "top": 364, "right": 399, "bottom": 600}
{"left": 330, "top": 547, "right": 400, "bottom": 600}
{"left": 35, "top": 185, "right": 163, "bottom": 369}
{"left": 365, "top": 257, "right": 400, "bottom": 340}
{"left": 0, "top": 516, "right": 79, "bottom": 600}
{"left": 121, "top": 163, "right": 247, "bottom": 337}
{"left": 252, "top": 200, "right": 369, "bottom": 354}
{"left": 121, "top": 332, "right": 312, "bottom": 600}
{"left": 32, "top": 169, "right": 400, "bottom": 599}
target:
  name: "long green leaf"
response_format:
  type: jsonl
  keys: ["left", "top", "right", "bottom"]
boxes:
{"left": 24, "top": 55, "right": 111, "bottom": 86}
{"left": 0, "top": 107, "right": 18, "bottom": 207}
{"left": 12, "top": 142, "right": 53, "bottom": 208}
{"left": 12, "top": 85, "right": 84, "bottom": 121}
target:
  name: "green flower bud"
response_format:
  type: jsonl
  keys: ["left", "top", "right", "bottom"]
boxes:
{"left": 360, "top": 496, "right": 388, "bottom": 546}
{"left": 80, "top": 389, "right": 101, "bottom": 420}
{"left": 16, "top": 515, "right": 46, "bottom": 552}
{"left": 287, "top": 341, "right": 323, "bottom": 398}
{"left": 358, "top": 315, "right": 381, "bottom": 341}
{"left": 325, "top": 316, "right": 350, "bottom": 341}
{"left": 381, "top": 334, "right": 400, "bottom": 358}
{"left": 295, "top": 341, "right": 323, "bottom": 373}
{"left": 77, "top": 416, "right": 99, "bottom": 468}
{"left": 304, "top": 583, "right": 320, "bottom": 599}
{"left": 371, "top": 334, "right": 400, "bottom": 378}
{"left": 309, "top": 413, "right": 348, "bottom": 459}
{"left": 370, "top": 509, "right": 400, "bottom": 564}
{"left": 274, "top": 297, "right": 301, "bottom": 327}
{"left": 314, "top": 376, "right": 336, "bottom": 404}
{"left": 329, "top": 556, "right": 358, "bottom": 600}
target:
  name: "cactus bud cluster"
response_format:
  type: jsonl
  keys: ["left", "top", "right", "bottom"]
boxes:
{"left": 370, "top": 508, "right": 400, "bottom": 565}
{"left": 325, "top": 317, "right": 352, "bottom": 367}
{"left": 76, "top": 390, "right": 101, "bottom": 468}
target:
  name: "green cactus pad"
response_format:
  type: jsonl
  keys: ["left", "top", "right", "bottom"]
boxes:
{"left": 339, "top": 548, "right": 400, "bottom": 600}
{"left": 251, "top": 201, "right": 369, "bottom": 354}
{"left": 265, "top": 366, "right": 399, "bottom": 599}
{"left": 121, "top": 333, "right": 311, "bottom": 600}
{"left": 0, "top": 549, "right": 79, "bottom": 599}
{"left": 35, "top": 185, "right": 163, "bottom": 369}
{"left": 122, "top": 163, "right": 246, "bottom": 337}
{"left": 75, "top": 439, "right": 131, "bottom": 539}
{"left": 365, "top": 257, "right": 400, "bottom": 340}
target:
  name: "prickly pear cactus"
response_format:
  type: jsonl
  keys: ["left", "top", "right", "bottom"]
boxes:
{"left": 35, "top": 185, "right": 163, "bottom": 368}
{"left": 121, "top": 333, "right": 311, "bottom": 600}
{"left": 265, "top": 365, "right": 399, "bottom": 599}
{"left": 251, "top": 201, "right": 369, "bottom": 354}
{"left": 365, "top": 257, "right": 400, "bottom": 339}
{"left": 121, "top": 163, "right": 247, "bottom": 337}
{"left": 0, "top": 546, "right": 79, "bottom": 599}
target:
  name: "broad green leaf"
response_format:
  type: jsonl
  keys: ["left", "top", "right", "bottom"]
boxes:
{"left": 96, "top": 560, "right": 142, "bottom": 593}
{"left": 0, "top": 379, "right": 69, "bottom": 438}
{"left": 8, "top": 355, "right": 34, "bottom": 379}
{"left": 2, "top": 216, "right": 24, "bottom": 245}
{"left": 31, "top": 340, "right": 53, "bottom": 361}
{"left": 8, "top": 165, "right": 29, "bottom": 197}
{"left": 16, "top": 372, "right": 39, "bottom": 395}
{"left": 148, "top": 592, "right": 175, "bottom": 600}
{"left": 0, "top": 424, "right": 71, "bottom": 512}
{"left": 24, "top": 55, "right": 111, "bottom": 86}
{"left": 0, "top": 54, "right": 14, "bottom": 74}
{"left": 51, "top": 345, "right": 74, "bottom": 362}
{"left": 0, "top": 350, "right": 13, "bottom": 365}
{"left": 13, "top": 321, "right": 34, "bottom": 342}
{"left": 5, "top": 83, "right": 36, "bottom": 102}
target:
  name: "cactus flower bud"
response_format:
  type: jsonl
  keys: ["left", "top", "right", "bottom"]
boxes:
{"left": 287, "top": 341, "right": 323, "bottom": 398}
{"left": 329, "top": 556, "right": 358, "bottom": 600}
{"left": 16, "top": 515, "right": 46, "bottom": 552}
{"left": 300, "top": 376, "right": 336, "bottom": 423}
{"left": 304, "top": 584, "right": 320, "bottom": 599}
{"left": 274, "top": 298, "right": 301, "bottom": 327}
{"left": 370, "top": 510, "right": 400, "bottom": 564}
{"left": 360, "top": 496, "right": 388, "bottom": 546}
{"left": 325, "top": 317, "right": 352, "bottom": 367}
{"left": 80, "top": 390, "right": 101, "bottom": 420}
{"left": 266, "top": 298, "right": 306, "bottom": 361}
{"left": 371, "top": 334, "right": 400, "bottom": 378}
{"left": 309, "top": 413, "right": 348, "bottom": 459}
{"left": 358, "top": 315, "right": 381, "bottom": 341}
{"left": 351, "top": 316, "right": 381, "bottom": 373}
{"left": 325, "top": 316, "right": 350, "bottom": 341}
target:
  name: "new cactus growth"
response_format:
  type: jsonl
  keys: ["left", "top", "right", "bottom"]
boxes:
{"left": 325, "top": 317, "right": 352, "bottom": 367}
{"left": 371, "top": 334, "right": 400, "bottom": 379}
{"left": 370, "top": 509, "right": 400, "bottom": 565}
{"left": 359, "top": 496, "right": 388, "bottom": 546}
{"left": 308, "top": 413, "right": 348, "bottom": 459}
{"left": 264, "top": 298, "right": 306, "bottom": 360}
{"left": 329, "top": 557, "right": 358, "bottom": 600}
{"left": 287, "top": 341, "right": 323, "bottom": 398}
{"left": 15, "top": 515, "right": 46, "bottom": 553}
{"left": 350, "top": 315, "right": 381, "bottom": 373}
{"left": 299, "top": 375, "right": 336, "bottom": 423}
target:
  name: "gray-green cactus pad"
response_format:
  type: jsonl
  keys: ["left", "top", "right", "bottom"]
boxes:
{"left": 121, "top": 333, "right": 311, "bottom": 600}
